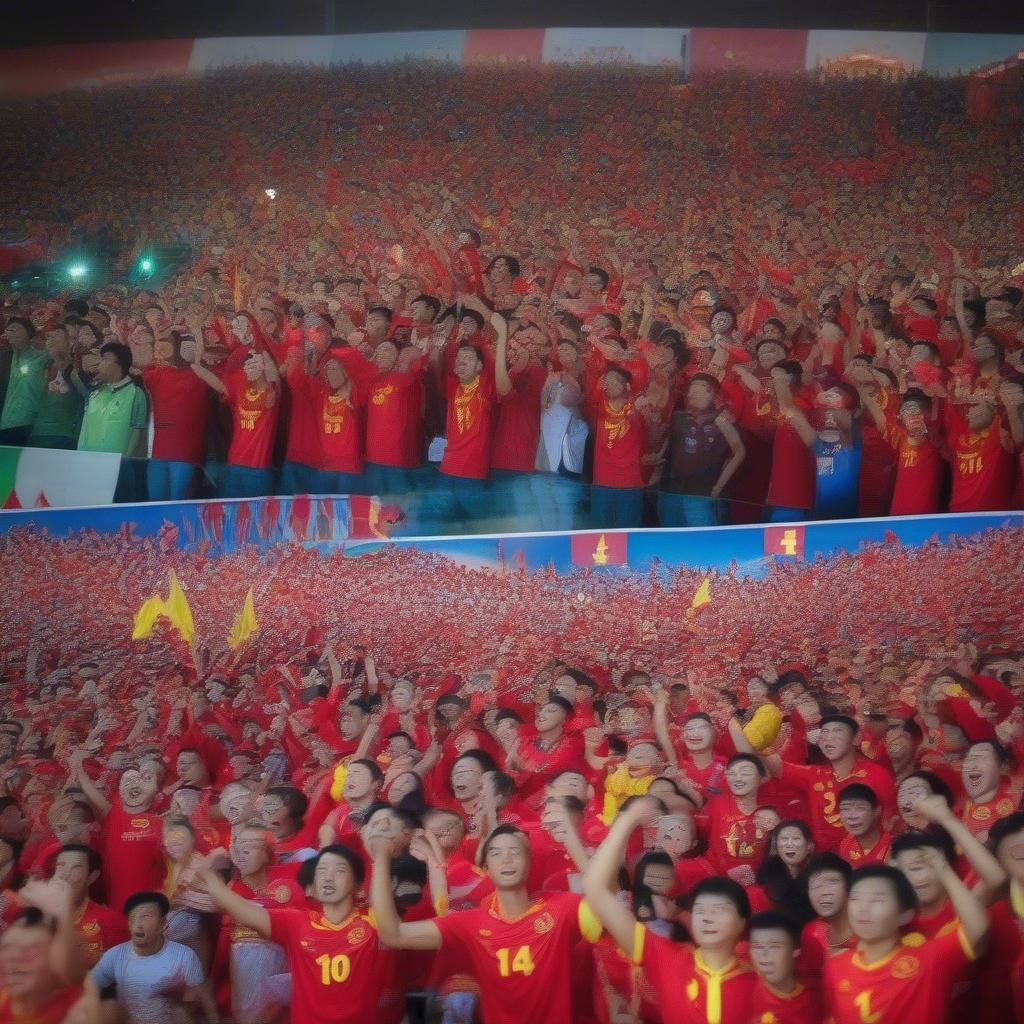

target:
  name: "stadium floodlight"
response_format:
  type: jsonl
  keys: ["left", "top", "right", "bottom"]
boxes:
{"left": 139, "top": 258, "right": 154, "bottom": 273}
{"left": 264, "top": 188, "right": 277, "bottom": 200}
{"left": 67, "top": 263, "right": 88, "bottom": 280}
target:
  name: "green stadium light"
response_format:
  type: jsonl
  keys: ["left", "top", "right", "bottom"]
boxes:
{"left": 67, "top": 263, "right": 88, "bottom": 280}
{"left": 139, "top": 258, "right": 154, "bottom": 273}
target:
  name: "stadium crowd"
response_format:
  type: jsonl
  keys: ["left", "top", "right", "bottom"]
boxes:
{"left": 0, "top": 519, "right": 1022, "bottom": 1022}
{"left": 1, "top": 66, "right": 1024, "bottom": 528}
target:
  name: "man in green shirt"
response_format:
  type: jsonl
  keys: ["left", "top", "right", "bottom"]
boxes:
{"left": 77, "top": 343, "right": 148, "bottom": 457}
{"left": 0, "top": 317, "right": 48, "bottom": 445}
{"left": 28, "top": 327, "right": 84, "bottom": 450}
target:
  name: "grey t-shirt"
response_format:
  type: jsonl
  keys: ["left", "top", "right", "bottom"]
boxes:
{"left": 91, "top": 939, "right": 203, "bottom": 1024}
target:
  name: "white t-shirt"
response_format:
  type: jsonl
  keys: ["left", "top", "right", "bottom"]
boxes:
{"left": 92, "top": 939, "right": 203, "bottom": 1024}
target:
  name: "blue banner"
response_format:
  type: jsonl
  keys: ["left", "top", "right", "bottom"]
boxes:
{"left": 2, "top": 499, "right": 1020, "bottom": 691}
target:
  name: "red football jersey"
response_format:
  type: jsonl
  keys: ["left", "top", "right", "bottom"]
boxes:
{"left": 838, "top": 830, "right": 894, "bottom": 866}
{"left": 432, "top": 891, "right": 600, "bottom": 1024}
{"left": 823, "top": 927, "right": 975, "bottom": 1024}
{"left": 958, "top": 782, "right": 1017, "bottom": 842}
{"left": 748, "top": 977, "right": 820, "bottom": 1023}
{"left": 778, "top": 759, "right": 896, "bottom": 852}
{"left": 699, "top": 794, "right": 773, "bottom": 873}
{"left": 74, "top": 899, "right": 128, "bottom": 969}
{"left": 267, "top": 907, "right": 401, "bottom": 1024}
{"left": 632, "top": 923, "right": 756, "bottom": 1024}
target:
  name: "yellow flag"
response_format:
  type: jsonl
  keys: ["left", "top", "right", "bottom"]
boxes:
{"left": 163, "top": 571, "right": 195, "bottom": 645}
{"left": 131, "top": 595, "right": 165, "bottom": 640}
{"left": 690, "top": 575, "right": 712, "bottom": 612}
{"left": 227, "top": 588, "right": 258, "bottom": 650}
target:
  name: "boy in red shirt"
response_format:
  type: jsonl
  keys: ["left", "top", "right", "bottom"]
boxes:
{"left": 748, "top": 910, "right": 821, "bottom": 1024}
{"left": 731, "top": 714, "right": 896, "bottom": 853}
{"left": 200, "top": 844, "right": 401, "bottom": 1024}
{"left": 370, "top": 824, "right": 602, "bottom": 1024}
{"left": 860, "top": 388, "right": 946, "bottom": 516}
{"left": 585, "top": 796, "right": 756, "bottom": 1024}
{"left": 837, "top": 783, "right": 894, "bottom": 865}
{"left": 589, "top": 364, "right": 648, "bottom": 528}
{"left": 823, "top": 861, "right": 989, "bottom": 1024}
{"left": 699, "top": 754, "right": 775, "bottom": 880}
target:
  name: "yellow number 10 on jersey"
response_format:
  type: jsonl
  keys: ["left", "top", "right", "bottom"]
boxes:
{"left": 496, "top": 945, "right": 535, "bottom": 977}
{"left": 316, "top": 953, "right": 352, "bottom": 985}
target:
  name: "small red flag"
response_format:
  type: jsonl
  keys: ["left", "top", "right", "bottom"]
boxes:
{"left": 571, "top": 532, "right": 627, "bottom": 567}
{"left": 764, "top": 526, "right": 805, "bottom": 559}
{"left": 2, "top": 490, "right": 22, "bottom": 510}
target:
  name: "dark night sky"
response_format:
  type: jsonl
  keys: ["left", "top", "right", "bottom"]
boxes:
{"left": 5, "top": 0, "right": 1024, "bottom": 48}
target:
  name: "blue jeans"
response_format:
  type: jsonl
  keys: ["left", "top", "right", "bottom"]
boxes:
{"left": 658, "top": 492, "right": 721, "bottom": 528}
{"left": 279, "top": 460, "right": 319, "bottom": 495}
{"left": 529, "top": 472, "right": 584, "bottom": 532}
{"left": 589, "top": 485, "right": 643, "bottom": 529}
{"left": 767, "top": 506, "right": 807, "bottom": 523}
{"left": 364, "top": 462, "right": 414, "bottom": 496}
{"left": 147, "top": 459, "right": 198, "bottom": 501}
{"left": 314, "top": 470, "right": 365, "bottom": 495}
{"left": 417, "top": 473, "right": 490, "bottom": 535}
{"left": 489, "top": 469, "right": 537, "bottom": 533}
{"left": 221, "top": 465, "right": 274, "bottom": 499}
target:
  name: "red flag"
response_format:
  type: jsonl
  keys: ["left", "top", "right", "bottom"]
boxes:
{"left": 2, "top": 490, "right": 21, "bottom": 509}
{"left": 35, "top": 493, "right": 50, "bottom": 508}
{"left": 201, "top": 502, "right": 224, "bottom": 543}
{"left": 234, "top": 501, "right": 252, "bottom": 546}
{"left": 258, "top": 497, "right": 280, "bottom": 540}
{"left": 290, "top": 495, "right": 311, "bottom": 541}
{"left": 764, "top": 526, "right": 805, "bottom": 559}
{"left": 571, "top": 533, "right": 627, "bottom": 567}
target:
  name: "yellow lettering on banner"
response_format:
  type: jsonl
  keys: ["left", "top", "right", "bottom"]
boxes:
{"left": 780, "top": 529, "right": 798, "bottom": 556}
{"left": 496, "top": 945, "right": 535, "bottom": 977}
{"left": 316, "top": 953, "right": 351, "bottom": 985}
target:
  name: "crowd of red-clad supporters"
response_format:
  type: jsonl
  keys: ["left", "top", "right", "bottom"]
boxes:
{"left": 1, "top": 66, "right": 1024, "bottom": 530}
{"left": 0, "top": 518, "right": 1023, "bottom": 1022}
